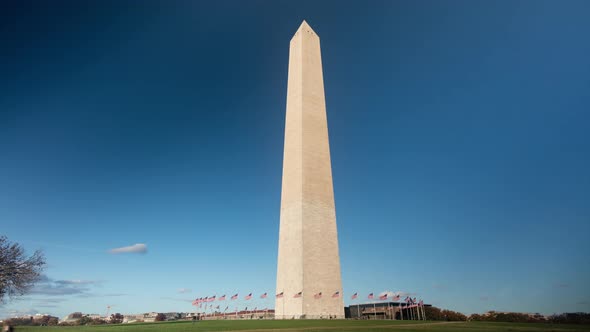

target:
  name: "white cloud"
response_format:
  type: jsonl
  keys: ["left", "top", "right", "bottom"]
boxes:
{"left": 178, "top": 288, "right": 192, "bottom": 294}
{"left": 55, "top": 279, "right": 99, "bottom": 285}
{"left": 432, "top": 283, "right": 449, "bottom": 291}
{"left": 109, "top": 244, "right": 147, "bottom": 254}
{"left": 28, "top": 275, "right": 104, "bottom": 298}
{"left": 378, "top": 290, "right": 415, "bottom": 298}
{"left": 161, "top": 297, "right": 193, "bottom": 303}
{"left": 4, "top": 308, "right": 39, "bottom": 317}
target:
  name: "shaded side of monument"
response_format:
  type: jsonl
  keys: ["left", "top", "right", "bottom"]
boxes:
{"left": 275, "top": 21, "right": 344, "bottom": 319}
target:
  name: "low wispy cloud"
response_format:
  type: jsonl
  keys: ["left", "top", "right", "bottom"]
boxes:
{"left": 378, "top": 290, "right": 415, "bottom": 298}
{"left": 35, "top": 298, "right": 67, "bottom": 304}
{"left": 553, "top": 282, "right": 569, "bottom": 289}
{"left": 76, "top": 292, "right": 128, "bottom": 299}
{"left": 4, "top": 308, "right": 39, "bottom": 317}
{"left": 30, "top": 275, "right": 99, "bottom": 296}
{"left": 55, "top": 279, "right": 100, "bottom": 286}
{"left": 432, "top": 283, "right": 449, "bottom": 291}
{"left": 32, "top": 284, "right": 88, "bottom": 296}
{"left": 109, "top": 243, "right": 147, "bottom": 254}
{"left": 178, "top": 288, "right": 192, "bottom": 294}
{"left": 161, "top": 297, "right": 193, "bottom": 303}
{"left": 479, "top": 296, "right": 490, "bottom": 301}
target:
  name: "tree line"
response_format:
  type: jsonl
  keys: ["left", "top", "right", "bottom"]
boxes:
{"left": 469, "top": 311, "right": 590, "bottom": 324}
{"left": 424, "top": 306, "right": 590, "bottom": 324}
{"left": 2, "top": 313, "right": 125, "bottom": 327}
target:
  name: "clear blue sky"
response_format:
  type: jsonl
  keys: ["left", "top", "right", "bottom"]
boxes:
{"left": 1, "top": 0, "right": 589, "bottom": 319}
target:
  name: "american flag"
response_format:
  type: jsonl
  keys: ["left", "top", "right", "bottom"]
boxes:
{"left": 413, "top": 297, "right": 417, "bottom": 304}
{"left": 219, "top": 295, "right": 226, "bottom": 301}
{"left": 215, "top": 305, "right": 220, "bottom": 310}
{"left": 379, "top": 294, "right": 388, "bottom": 300}
{"left": 351, "top": 292, "right": 358, "bottom": 300}
{"left": 208, "top": 296, "right": 216, "bottom": 302}
{"left": 192, "top": 299, "right": 198, "bottom": 306}
{"left": 203, "top": 296, "right": 208, "bottom": 302}
{"left": 314, "top": 292, "right": 322, "bottom": 299}
{"left": 368, "top": 293, "right": 374, "bottom": 299}
{"left": 231, "top": 294, "right": 238, "bottom": 300}
{"left": 404, "top": 296, "right": 410, "bottom": 303}
{"left": 276, "top": 292, "right": 284, "bottom": 299}
{"left": 224, "top": 306, "right": 229, "bottom": 311}
{"left": 294, "top": 292, "right": 302, "bottom": 298}
{"left": 260, "top": 293, "right": 267, "bottom": 299}
{"left": 393, "top": 295, "right": 400, "bottom": 301}
{"left": 332, "top": 291, "right": 340, "bottom": 298}
{"left": 245, "top": 293, "right": 252, "bottom": 300}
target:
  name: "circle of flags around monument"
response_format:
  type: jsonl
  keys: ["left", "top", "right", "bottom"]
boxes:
{"left": 192, "top": 292, "right": 423, "bottom": 306}
{"left": 190, "top": 291, "right": 426, "bottom": 320}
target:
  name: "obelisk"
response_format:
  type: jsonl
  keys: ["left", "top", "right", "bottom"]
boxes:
{"left": 275, "top": 20, "right": 344, "bottom": 319}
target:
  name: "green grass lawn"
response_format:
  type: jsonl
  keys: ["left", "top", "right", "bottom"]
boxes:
{"left": 13, "top": 320, "right": 590, "bottom": 332}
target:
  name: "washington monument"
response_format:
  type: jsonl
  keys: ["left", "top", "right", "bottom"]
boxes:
{"left": 275, "top": 21, "right": 344, "bottom": 319}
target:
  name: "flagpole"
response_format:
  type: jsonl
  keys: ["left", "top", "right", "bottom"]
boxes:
{"left": 373, "top": 302, "right": 376, "bottom": 320}
{"left": 400, "top": 302, "right": 403, "bottom": 320}
{"left": 419, "top": 302, "right": 423, "bottom": 321}
{"left": 389, "top": 300, "right": 393, "bottom": 320}
{"left": 420, "top": 303, "right": 423, "bottom": 321}
{"left": 357, "top": 301, "right": 360, "bottom": 319}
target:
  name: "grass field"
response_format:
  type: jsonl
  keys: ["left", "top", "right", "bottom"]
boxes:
{"left": 12, "top": 320, "right": 590, "bottom": 332}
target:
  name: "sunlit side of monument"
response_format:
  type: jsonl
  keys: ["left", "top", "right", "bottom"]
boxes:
{"left": 275, "top": 21, "right": 344, "bottom": 319}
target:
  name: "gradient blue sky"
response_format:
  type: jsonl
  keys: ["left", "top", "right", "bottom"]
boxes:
{"left": 1, "top": 0, "right": 589, "bottom": 319}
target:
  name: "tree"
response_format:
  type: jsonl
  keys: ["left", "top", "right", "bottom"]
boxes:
{"left": 110, "top": 313, "right": 124, "bottom": 324}
{"left": 423, "top": 306, "right": 467, "bottom": 321}
{"left": 78, "top": 316, "right": 93, "bottom": 326}
{"left": 424, "top": 306, "right": 444, "bottom": 320}
{"left": 155, "top": 313, "right": 166, "bottom": 321}
{"left": 0, "top": 236, "right": 46, "bottom": 303}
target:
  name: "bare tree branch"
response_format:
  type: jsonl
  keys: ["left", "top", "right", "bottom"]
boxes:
{"left": 0, "top": 235, "right": 46, "bottom": 303}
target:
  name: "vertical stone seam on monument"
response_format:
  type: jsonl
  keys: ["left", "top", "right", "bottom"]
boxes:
{"left": 298, "top": 27, "right": 305, "bottom": 315}
{"left": 300, "top": 25, "right": 308, "bottom": 314}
